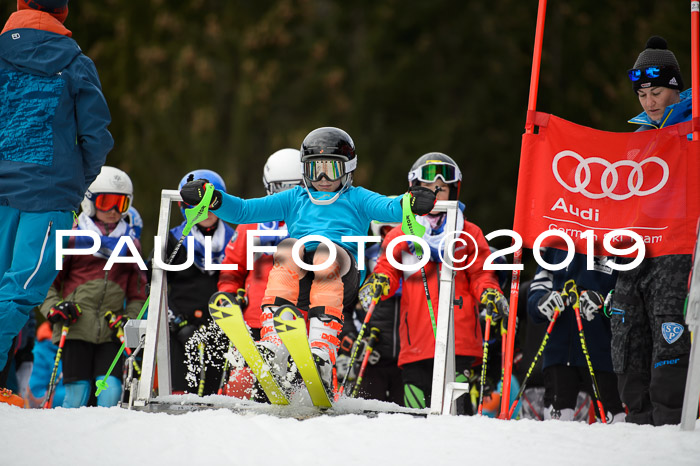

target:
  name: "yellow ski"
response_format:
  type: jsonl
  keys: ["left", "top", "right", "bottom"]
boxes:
{"left": 208, "top": 293, "right": 289, "bottom": 405}
{"left": 273, "top": 305, "right": 333, "bottom": 408}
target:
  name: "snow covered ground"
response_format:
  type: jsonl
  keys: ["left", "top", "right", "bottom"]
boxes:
{"left": 2, "top": 396, "right": 700, "bottom": 466}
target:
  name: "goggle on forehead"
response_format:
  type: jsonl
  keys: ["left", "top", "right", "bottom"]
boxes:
{"left": 94, "top": 193, "right": 131, "bottom": 214}
{"left": 267, "top": 180, "right": 303, "bottom": 194}
{"left": 304, "top": 158, "right": 355, "bottom": 182}
{"left": 409, "top": 162, "right": 461, "bottom": 184}
{"left": 627, "top": 66, "right": 663, "bottom": 82}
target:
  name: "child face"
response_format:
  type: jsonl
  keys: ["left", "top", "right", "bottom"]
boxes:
{"left": 197, "top": 211, "right": 219, "bottom": 228}
{"left": 311, "top": 178, "right": 342, "bottom": 192}
{"left": 420, "top": 179, "right": 450, "bottom": 202}
{"left": 95, "top": 208, "right": 122, "bottom": 224}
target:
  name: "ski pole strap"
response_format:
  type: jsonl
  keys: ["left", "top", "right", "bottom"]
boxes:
{"left": 420, "top": 266, "right": 437, "bottom": 338}
{"left": 561, "top": 279, "right": 579, "bottom": 309}
{"left": 400, "top": 192, "right": 426, "bottom": 257}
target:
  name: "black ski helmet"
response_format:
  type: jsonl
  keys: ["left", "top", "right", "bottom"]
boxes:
{"left": 408, "top": 152, "right": 462, "bottom": 200}
{"left": 300, "top": 127, "right": 357, "bottom": 204}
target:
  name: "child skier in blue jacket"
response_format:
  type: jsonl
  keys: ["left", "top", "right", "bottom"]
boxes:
{"left": 180, "top": 127, "right": 436, "bottom": 390}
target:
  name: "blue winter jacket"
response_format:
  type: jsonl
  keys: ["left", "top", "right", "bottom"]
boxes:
{"left": 0, "top": 23, "right": 113, "bottom": 212}
{"left": 527, "top": 250, "right": 618, "bottom": 372}
{"left": 216, "top": 185, "right": 403, "bottom": 264}
{"left": 628, "top": 88, "right": 693, "bottom": 131}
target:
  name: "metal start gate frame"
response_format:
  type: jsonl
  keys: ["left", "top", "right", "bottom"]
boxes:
{"left": 131, "top": 190, "right": 463, "bottom": 414}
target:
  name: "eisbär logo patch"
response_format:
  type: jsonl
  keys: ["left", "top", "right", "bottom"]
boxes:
{"left": 661, "top": 322, "right": 684, "bottom": 344}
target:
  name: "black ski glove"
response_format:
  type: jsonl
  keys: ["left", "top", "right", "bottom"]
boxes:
{"left": 480, "top": 288, "right": 509, "bottom": 322}
{"left": 47, "top": 301, "right": 81, "bottom": 325}
{"left": 105, "top": 311, "right": 127, "bottom": 331}
{"left": 579, "top": 290, "right": 604, "bottom": 321}
{"left": 180, "top": 178, "right": 223, "bottom": 210}
{"left": 405, "top": 186, "right": 437, "bottom": 215}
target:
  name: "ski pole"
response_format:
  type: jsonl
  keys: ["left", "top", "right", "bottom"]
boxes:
{"left": 350, "top": 327, "right": 381, "bottom": 398}
{"left": 478, "top": 315, "right": 493, "bottom": 415}
{"left": 197, "top": 325, "right": 207, "bottom": 397}
{"left": 96, "top": 183, "right": 215, "bottom": 396}
{"left": 562, "top": 280, "right": 607, "bottom": 423}
{"left": 44, "top": 325, "right": 70, "bottom": 409}
{"left": 217, "top": 342, "right": 234, "bottom": 395}
{"left": 508, "top": 306, "right": 561, "bottom": 419}
{"left": 337, "top": 289, "right": 381, "bottom": 399}
{"left": 400, "top": 192, "right": 438, "bottom": 337}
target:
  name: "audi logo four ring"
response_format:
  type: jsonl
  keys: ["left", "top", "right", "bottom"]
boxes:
{"left": 552, "top": 150, "right": 669, "bottom": 200}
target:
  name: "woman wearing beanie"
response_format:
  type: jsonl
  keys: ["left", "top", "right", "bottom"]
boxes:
{"left": 611, "top": 36, "right": 693, "bottom": 426}
{"left": 0, "top": 0, "right": 113, "bottom": 393}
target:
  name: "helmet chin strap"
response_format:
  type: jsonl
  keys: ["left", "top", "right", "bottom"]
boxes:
{"left": 303, "top": 175, "right": 352, "bottom": 205}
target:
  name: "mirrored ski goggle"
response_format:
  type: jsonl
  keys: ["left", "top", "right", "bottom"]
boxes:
{"left": 267, "top": 180, "right": 303, "bottom": 194}
{"left": 94, "top": 193, "right": 131, "bottom": 214}
{"left": 304, "top": 159, "right": 347, "bottom": 182}
{"left": 409, "top": 162, "right": 461, "bottom": 184}
{"left": 627, "top": 66, "right": 663, "bottom": 81}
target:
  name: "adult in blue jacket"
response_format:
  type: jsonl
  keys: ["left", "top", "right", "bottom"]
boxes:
{"left": 612, "top": 36, "right": 693, "bottom": 426}
{"left": 0, "top": 0, "right": 113, "bottom": 384}
{"left": 528, "top": 249, "right": 625, "bottom": 422}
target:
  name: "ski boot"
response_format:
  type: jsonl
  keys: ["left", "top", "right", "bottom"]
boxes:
{"left": 311, "top": 349, "right": 334, "bottom": 394}
{"left": 257, "top": 306, "right": 293, "bottom": 381}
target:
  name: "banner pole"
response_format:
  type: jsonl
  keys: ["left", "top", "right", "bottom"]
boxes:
{"left": 692, "top": 1, "right": 699, "bottom": 140}
{"left": 499, "top": 0, "right": 548, "bottom": 420}
{"left": 525, "top": 0, "right": 548, "bottom": 134}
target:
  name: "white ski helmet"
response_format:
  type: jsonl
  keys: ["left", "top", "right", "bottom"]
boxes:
{"left": 81, "top": 166, "right": 134, "bottom": 218}
{"left": 262, "top": 148, "right": 303, "bottom": 195}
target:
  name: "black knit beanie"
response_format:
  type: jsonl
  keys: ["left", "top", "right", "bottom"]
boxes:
{"left": 630, "top": 36, "right": 684, "bottom": 92}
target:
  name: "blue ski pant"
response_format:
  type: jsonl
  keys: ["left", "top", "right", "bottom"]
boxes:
{"left": 0, "top": 207, "right": 73, "bottom": 372}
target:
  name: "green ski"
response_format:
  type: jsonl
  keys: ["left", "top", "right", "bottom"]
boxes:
{"left": 208, "top": 293, "right": 289, "bottom": 405}
{"left": 273, "top": 305, "right": 333, "bottom": 408}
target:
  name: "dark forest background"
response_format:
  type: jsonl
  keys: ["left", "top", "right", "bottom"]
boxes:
{"left": 1, "top": 1, "right": 692, "bottom": 270}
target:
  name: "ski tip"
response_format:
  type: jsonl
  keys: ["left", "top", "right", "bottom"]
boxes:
{"left": 272, "top": 304, "right": 303, "bottom": 320}
{"left": 208, "top": 292, "right": 243, "bottom": 319}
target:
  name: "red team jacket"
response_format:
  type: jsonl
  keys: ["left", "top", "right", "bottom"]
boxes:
{"left": 218, "top": 223, "right": 279, "bottom": 329}
{"left": 374, "top": 221, "right": 501, "bottom": 368}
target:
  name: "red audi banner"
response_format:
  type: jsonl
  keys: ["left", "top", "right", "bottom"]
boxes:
{"left": 513, "top": 112, "right": 700, "bottom": 257}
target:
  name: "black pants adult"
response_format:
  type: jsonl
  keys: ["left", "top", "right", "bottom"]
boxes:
{"left": 544, "top": 364, "right": 624, "bottom": 420}
{"left": 612, "top": 254, "right": 692, "bottom": 426}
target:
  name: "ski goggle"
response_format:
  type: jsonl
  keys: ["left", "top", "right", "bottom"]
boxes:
{"left": 94, "top": 193, "right": 131, "bottom": 214}
{"left": 408, "top": 162, "right": 461, "bottom": 184}
{"left": 627, "top": 66, "right": 663, "bottom": 81}
{"left": 266, "top": 180, "right": 303, "bottom": 194}
{"left": 304, "top": 159, "right": 347, "bottom": 182}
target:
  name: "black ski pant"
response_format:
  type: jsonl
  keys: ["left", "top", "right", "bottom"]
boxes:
{"left": 612, "top": 254, "right": 691, "bottom": 426}
{"left": 354, "top": 361, "right": 403, "bottom": 405}
{"left": 544, "top": 364, "right": 624, "bottom": 419}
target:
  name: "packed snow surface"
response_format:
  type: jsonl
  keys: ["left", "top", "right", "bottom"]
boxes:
{"left": 2, "top": 395, "right": 700, "bottom": 466}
